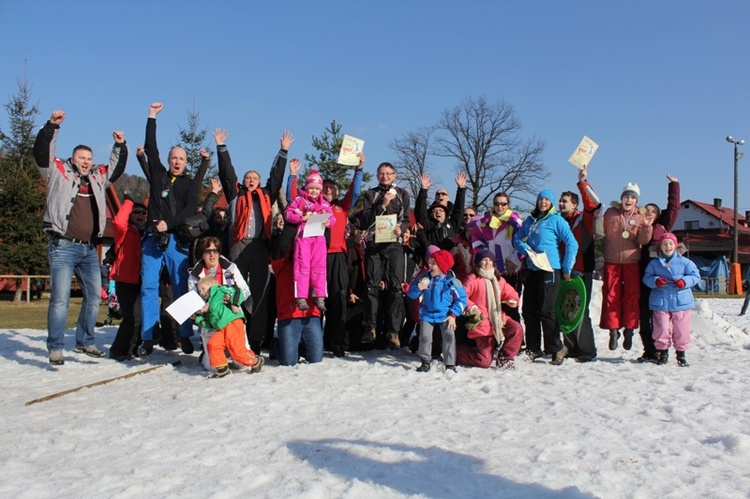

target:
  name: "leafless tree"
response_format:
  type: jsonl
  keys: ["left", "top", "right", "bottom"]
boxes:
{"left": 432, "top": 96, "right": 547, "bottom": 211}
{"left": 389, "top": 126, "right": 435, "bottom": 200}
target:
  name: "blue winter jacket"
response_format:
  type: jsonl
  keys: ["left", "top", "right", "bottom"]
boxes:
{"left": 643, "top": 253, "right": 700, "bottom": 312}
{"left": 513, "top": 209, "right": 578, "bottom": 275}
{"left": 407, "top": 270, "right": 467, "bottom": 323}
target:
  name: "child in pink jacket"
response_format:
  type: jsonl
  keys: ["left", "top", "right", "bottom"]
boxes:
{"left": 284, "top": 169, "right": 335, "bottom": 311}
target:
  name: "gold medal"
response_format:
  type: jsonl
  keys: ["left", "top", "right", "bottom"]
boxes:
{"left": 622, "top": 230, "right": 630, "bottom": 239}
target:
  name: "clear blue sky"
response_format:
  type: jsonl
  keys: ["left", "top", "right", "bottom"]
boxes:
{"left": 2, "top": 0, "right": 749, "bottom": 213}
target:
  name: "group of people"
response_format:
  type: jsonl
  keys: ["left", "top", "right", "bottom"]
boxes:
{"left": 35, "top": 103, "right": 700, "bottom": 374}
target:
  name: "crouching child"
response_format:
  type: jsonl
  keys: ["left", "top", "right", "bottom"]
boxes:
{"left": 643, "top": 233, "right": 700, "bottom": 366}
{"left": 194, "top": 276, "right": 264, "bottom": 377}
{"left": 407, "top": 250, "right": 467, "bottom": 372}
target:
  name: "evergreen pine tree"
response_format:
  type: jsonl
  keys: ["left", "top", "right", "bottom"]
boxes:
{"left": 174, "top": 103, "right": 216, "bottom": 191}
{"left": 304, "top": 120, "right": 371, "bottom": 196}
{"left": 0, "top": 76, "right": 47, "bottom": 301}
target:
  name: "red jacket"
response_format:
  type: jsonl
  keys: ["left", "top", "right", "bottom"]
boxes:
{"left": 271, "top": 256, "right": 322, "bottom": 320}
{"left": 110, "top": 200, "right": 142, "bottom": 284}
{"left": 561, "top": 180, "right": 601, "bottom": 273}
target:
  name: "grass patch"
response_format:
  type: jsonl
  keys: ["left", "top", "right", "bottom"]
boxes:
{"left": 0, "top": 297, "right": 112, "bottom": 330}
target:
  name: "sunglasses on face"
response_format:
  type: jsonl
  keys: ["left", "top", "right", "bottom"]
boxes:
{"left": 494, "top": 202, "right": 509, "bottom": 207}
{"left": 132, "top": 209, "right": 147, "bottom": 215}
{"left": 203, "top": 248, "right": 219, "bottom": 255}
{"left": 436, "top": 192, "right": 448, "bottom": 197}
{"left": 463, "top": 213, "right": 475, "bottom": 218}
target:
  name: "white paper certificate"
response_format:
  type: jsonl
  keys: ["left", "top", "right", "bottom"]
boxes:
{"left": 337, "top": 134, "right": 365, "bottom": 166}
{"left": 166, "top": 290, "right": 206, "bottom": 325}
{"left": 568, "top": 136, "right": 599, "bottom": 170}
{"left": 303, "top": 212, "right": 332, "bottom": 238}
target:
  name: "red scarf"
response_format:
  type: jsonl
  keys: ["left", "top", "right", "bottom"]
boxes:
{"left": 232, "top": 187, "right": 272, "bottom": 245}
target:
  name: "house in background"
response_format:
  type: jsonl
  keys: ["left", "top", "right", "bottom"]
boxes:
{"left": 670, "top": 198, "right": 750, "bottom": 294}
{"left": 672, "top": 198, "right": 750, "bottom": 264}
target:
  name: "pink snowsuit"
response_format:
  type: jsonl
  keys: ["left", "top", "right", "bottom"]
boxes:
{"left": 284, "top": 189, "right": 335, "bottom": 299}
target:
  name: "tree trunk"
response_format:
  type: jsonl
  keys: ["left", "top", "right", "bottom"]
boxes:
{"left": 13, "top": 279, "right": 23, "bottom": 303}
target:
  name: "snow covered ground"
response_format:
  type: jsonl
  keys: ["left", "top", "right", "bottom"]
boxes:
{"left": 2, "top": 283, "right": 750, "bottom": 498}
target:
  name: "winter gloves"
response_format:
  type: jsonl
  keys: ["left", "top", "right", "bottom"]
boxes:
{"left": 655, "top": 277, "right": 686, "bottom": 289}
{"left": 464, "top": 308, "right": 484, "bottom": 330}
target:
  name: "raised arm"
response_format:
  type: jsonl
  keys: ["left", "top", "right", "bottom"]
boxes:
{"left": 106, "top": 130, "right": 128, "bottom": 185}
{"left": 144, "top": 103, "right": 165, "bottom": 177}
{"left": 201, "top": 178, "right": 222, "bottom": 218}
{"left": 193, "top": 149, "right": 211, "bottom": 186}
{"left": 286, "top": 157, "right": 301, "bottom": 201}
{"left": 213, "top": 128, "right": 239, "bottom": 202}
{"left": 135, "top": 146, "right": 151, "bottom": 183}
{"left": 266, "top": 130, "right": 293, "bottom": 205}
{"left": 414, "top": 174, "right": 432, "bottom": 225}
{"left": 340, "top": 153, "right": 365, "bottom": 209}
{"left": 33, "top": 110, "right": 65, "bottom": 179}
{"left": 448, "top": 172, "right": 467, "bottom": 228}
{"left": 577, "top": 166, "right": 602, "bottom": 232}
{"left": 661, "top": 174, "right": 681, "bottom": 231}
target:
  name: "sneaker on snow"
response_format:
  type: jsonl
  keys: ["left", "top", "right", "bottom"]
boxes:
{"left": 526, "top": 349, "right": 544, "bottom": 361}
{"left": 49, "top": 350, "right": 65, "bottom": 365}
{"left": 75, "top": 345, "right": 105, "bottom": 358}
{"left": 250, "top": 356, "right": 265, "bottom": 374}
{"left": 549, "top": 345, "right": 568, "bottom": 366}
{"left": 211, "top": 365, "right": 231, "bottom": 378}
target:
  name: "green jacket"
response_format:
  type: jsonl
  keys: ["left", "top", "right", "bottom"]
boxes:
{"left": 195, "top": 285, "right": 245, "bottom": 330}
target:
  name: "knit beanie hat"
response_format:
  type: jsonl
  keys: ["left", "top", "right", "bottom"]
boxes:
{"left": 659, "top": 232, "right": 678, "bottom": 247}
{"left": 621, "top": 182, "right": 640, "bottom": 199}
{"left": 305, "top": 170, "right": 323, "bottom": 190}
{"left": 473, "top": 249, "right": 495, "bottom": 267}
{"left": 431, "top": 250, "right": 454, "bottom": 274}
{"left": 537, "top": 189, "right": 555, "bottom": 203}
{"left": 426, "top": 245, "right": 441, "bottom": 260}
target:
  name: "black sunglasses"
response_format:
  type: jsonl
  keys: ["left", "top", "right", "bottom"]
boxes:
{"left": 494, "top": 202, "right": 509, "bottom": 207}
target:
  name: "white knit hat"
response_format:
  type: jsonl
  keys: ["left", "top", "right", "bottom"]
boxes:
{"left": 621, "top": 182, "right": 640, "bottom": 199}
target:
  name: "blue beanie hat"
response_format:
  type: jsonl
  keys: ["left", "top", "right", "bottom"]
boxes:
{"left": 537, "top": 189, "right": 555, "bottom": 203}
{"left": 473, "top": 249, "right": 495, "bottom": 267}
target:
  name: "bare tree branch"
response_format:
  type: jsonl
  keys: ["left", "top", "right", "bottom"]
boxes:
{"left": 432, "top": 96, "right": 547, "bottom": 211}
{"left": 389, "top": 126, "right": 435, "bottom": 200}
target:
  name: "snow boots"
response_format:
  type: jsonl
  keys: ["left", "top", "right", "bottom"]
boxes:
{"left": 416, "top": 360, "right": 431, "bottom": 372}
{"left": 622, "top": 329, "right": 634, "bottom": 350}
{"left": 655, "top": 349, "right": 669, "bottom": 365}
{"left": 676, "top": 351, "right": 689, "bottom": 367}
{"left": 550, "top": 345, "right": 568, "bottom": 366}
{"left": 608, "top": 329, "right": 620, "bottom": 350}
{"left": 386, "top": 331, "right": 400, "bottom": 349}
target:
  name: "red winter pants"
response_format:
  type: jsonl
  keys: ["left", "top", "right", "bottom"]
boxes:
{"left": 599, "top": 262, "right": 640, "bottom": 330}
